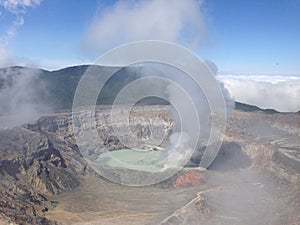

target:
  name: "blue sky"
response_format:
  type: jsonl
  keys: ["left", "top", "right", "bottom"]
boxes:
{"left": 0, "top": 0, "right": 300, "bottom": 75}
{"left": 203, "top": 0, "right": 300, "bottom": 75}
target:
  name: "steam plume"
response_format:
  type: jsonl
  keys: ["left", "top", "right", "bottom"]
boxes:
{"left": 0, "top": 67, "right": 49, "bottom": 129}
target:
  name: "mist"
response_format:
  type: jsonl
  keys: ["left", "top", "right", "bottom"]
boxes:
{"left": 203, "top": 167, "right": 293, "bottom": 225}
{"left": 117, "top": 60, "right": 234, "bottom": 169}
{"left": 0, "top": 67, "right": 50, "bottom": 129}
{"left": 103, "top": 60, "right": 292, "bottom": 225}
{"left": 119, "top": 61, "right": 293, "bottom": 223}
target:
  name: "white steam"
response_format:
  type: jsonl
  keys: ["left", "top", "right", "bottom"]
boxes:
{"left": 165, "top": 62, "right": 234, "bottom": 168}
{"left": 0, "top": 44, "right": 13, "bottom": 67}
{"left": 123, "top": 61, "right": 234, "bottom": 169}
{"left": 219, "top": 75, "right": 300, "bottom": 112}
{"left": 82, "top": 0, "right": 206, "bottom": 55}
{"left": 0, "top": 67, "right": 49, "bottom": 129}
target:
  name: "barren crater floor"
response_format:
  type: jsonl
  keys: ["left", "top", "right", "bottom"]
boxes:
{"left": 45, "top": 169, "right": 300, "bottom": 225}
{"left": 0, "top": 106, "right": 299, "bottom": 224}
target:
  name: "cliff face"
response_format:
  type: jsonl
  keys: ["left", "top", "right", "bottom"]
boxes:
{"left": 0, "top": 105, "right": 299, "bottom": 224}
{"left": 28, "top": 105, "right": 172, "bottom": 148}
{"left": 0, "top": 105, "right": 175, "bottom": 224}
{"left": 0, "top": 126, "right": 89, "bottom": 224}
{"left": 226, "top": 110, "right": 300, "bottom": 184}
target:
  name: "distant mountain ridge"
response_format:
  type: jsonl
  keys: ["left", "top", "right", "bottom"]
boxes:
{"left": 0, "top": 65, "right": 286, "bottom": 114}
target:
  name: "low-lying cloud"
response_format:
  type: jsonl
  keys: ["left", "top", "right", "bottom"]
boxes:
{"left": 82, "top": 0, "right": 206, "bottom": 55}
{"left": 218, "top": 75, "right": 300, "bottom": 112}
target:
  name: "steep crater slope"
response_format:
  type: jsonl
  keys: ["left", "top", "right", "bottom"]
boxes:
{"left": 226, "top": 110, "right": 300, "bottom": 184}
{"left": 0, "top": 105, "right": 299, "bottom": 224}
{"left": 0, "top": 105, "right": 183, "bottom": 224}
{"left": 0, "top": 126, "right": 89, "bottom": 224}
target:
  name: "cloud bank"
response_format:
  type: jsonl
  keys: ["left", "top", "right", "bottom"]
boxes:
{"left": 82, "top": 0, "right": 206, "bottom": 55}
{"left": 218, "top": 75, "right": 300, "bottom": 112}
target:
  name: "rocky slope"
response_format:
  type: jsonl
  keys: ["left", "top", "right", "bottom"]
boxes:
{"left": 0, "top": 105, "right": 299, "bottom": 224}
{"left": 0, "top": 126, "right": 89, "bottom": 224}
{"left": 0, "top": 105, "right": 180, "bottom": 224}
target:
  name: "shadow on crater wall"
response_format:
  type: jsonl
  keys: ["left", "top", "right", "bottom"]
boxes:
{"left": 187, "top": 142, "right": 252, "bottom": 171}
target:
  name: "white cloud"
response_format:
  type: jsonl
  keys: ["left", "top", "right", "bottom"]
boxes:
{"left": 0, "top": 0, "right": 41, "bottom": 14}
{"left": 0, "top": 44, "right": 13, "bottom": 67}
{"left": 82, "top": 0, "right": 206, "bottom": 55}
{"left": 0, "top": 43, "right": 41, "bottom": 68}
{"left": 0, "top": 0, "right": 41, "bottom": 39}
{"left": 218, "top": 75, "right": 300, "bottom": 112}
{"left": 0, "top": 0, "right": 42, "bottom": 67}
